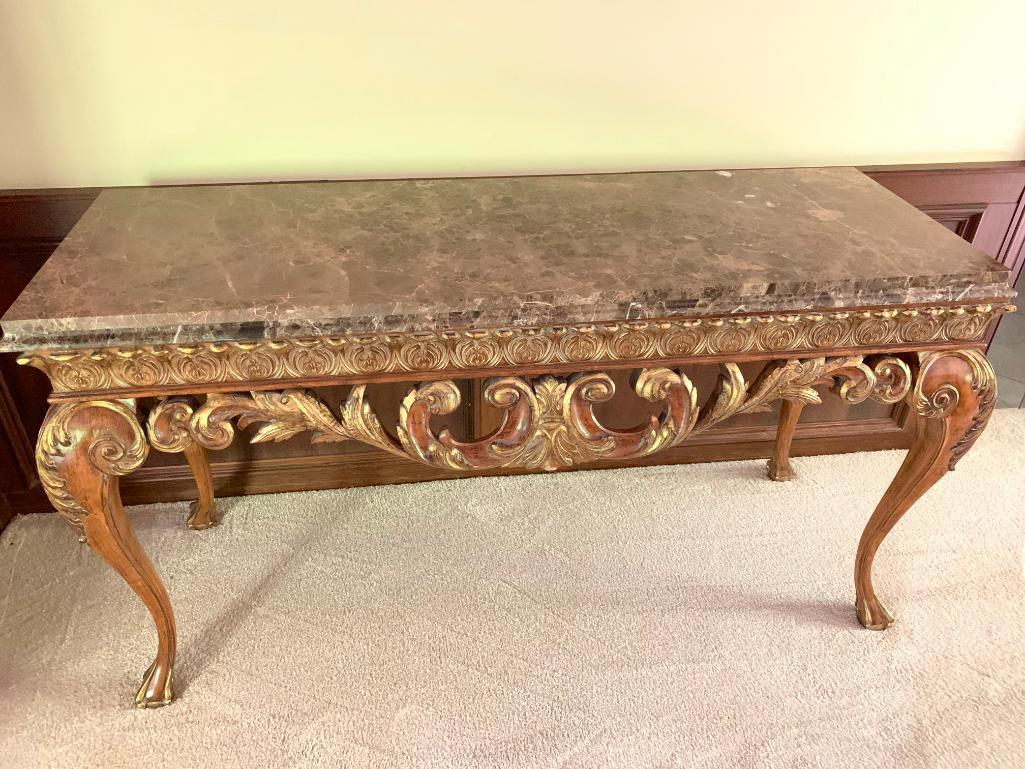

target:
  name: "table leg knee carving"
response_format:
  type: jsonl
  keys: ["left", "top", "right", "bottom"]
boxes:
{"left": 37, "top": 400, "right": 176, "bottom": 707}
{"left": 854, "top": 349, "right": 995, "bottom": 630}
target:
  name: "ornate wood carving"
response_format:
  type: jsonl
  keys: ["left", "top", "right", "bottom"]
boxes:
{"left": 146, "top": 396, "right": 217, "bottom": 528}
{"left": 36, "top": 399, "right": 175, "bottom": 707}
{"left": 37, "top": 400, "right": 149, "bottom": 530}
{"left": 854, "top": 349, "right": 997, "bottom": 630}
{"left": 18, "top": 303, "right": 1010, "bottom": 396}
{"left": 396, "top": 371, "right": 698, "bottom": 472}
{"left": 145, "top": 356, "right": 912, "bottom": 475}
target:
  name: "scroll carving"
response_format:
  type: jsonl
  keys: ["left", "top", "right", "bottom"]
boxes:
{"left": 396, "top": 370, "right": 698, "bottom": 471}
{"left": 146, "top": 355, "right": 912, "bottom": 473}
{"left": 38, "top": 400, "right": 149, "bottom": 530}
{"left": 692, "top": 356, "right": 911, "bottom": 433}
{"left": 911, "top": 348, "right": 997, "bottom": 469}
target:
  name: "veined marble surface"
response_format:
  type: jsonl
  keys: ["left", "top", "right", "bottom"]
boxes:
{"left": 0, "top": 167, "right": 1014, "bottom": 351}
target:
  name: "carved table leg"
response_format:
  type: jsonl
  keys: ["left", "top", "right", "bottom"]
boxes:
{"left": 855, "top": 349, "right": 996, "bottom": 630}
{"left": 147, "top": 397, "right": 218, "bottom": 529}
{"left": 183, "top": 443, "right": 217, "bottom": 529}
{"left": 37, "top": 400, "right": 176, "bottom": 707}
{"left": 767, "top": 400, "right": 805, "bottom": 481}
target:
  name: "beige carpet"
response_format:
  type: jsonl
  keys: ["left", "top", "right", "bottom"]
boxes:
{"left": 2, "top": 411, "right": 1024, "bottom": 769}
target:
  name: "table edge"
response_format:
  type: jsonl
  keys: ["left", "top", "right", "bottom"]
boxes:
{"left": 16, "top": 300, "right": 1015, "bottom": 401}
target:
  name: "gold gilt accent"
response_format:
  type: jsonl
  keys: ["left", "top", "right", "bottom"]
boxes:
{"left": 18, "top": 303, "right": 1012, "bottom": 394}
{"left": 36, "top": 400, "right": 149, "bottom": 530}
{"left": 146, "top": 356, "right": 911, "bottom": 473}
{"left": 911, "top": 349, "right": 996, "bottom": 469}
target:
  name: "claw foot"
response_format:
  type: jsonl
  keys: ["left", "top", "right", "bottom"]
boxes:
{"left": 856, "top": 596, "right": 894, "bottom": 631}
{"left": 134, "top": 663, "right": 174, "bottom": 708}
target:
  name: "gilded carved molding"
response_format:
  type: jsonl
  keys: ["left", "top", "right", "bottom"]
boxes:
{"left": 18, "top": 303, "right": 1011, "bottom": 395}
{"left": 146, "top": 356, "right": 912, "bottom": 473}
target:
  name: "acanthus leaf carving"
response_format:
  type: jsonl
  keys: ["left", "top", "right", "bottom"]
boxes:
{"left": 38, "top": 400, "right": 149, "bottom": 531}
{"left": 145, "top": 355, "right": 915, "bottom": 474}
{"left": 911, "top": 349, "right": 996, "bottom": 469}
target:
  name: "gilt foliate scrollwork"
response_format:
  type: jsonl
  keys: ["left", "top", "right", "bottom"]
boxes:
{"left": 691, "top": 356, "right": 912, "bottom": 433}
{"left": 395, "top": 369, "right": 699, "bottom": 472}
{"left": 144, "top": 355, "right": 913, "bottom": 474}
{"left": 863, "top": 357, "right": 914, "bottom": 404}
{"left": 19, "top": 303, "right": 1012, "bottom": 395}
{"left": 37, "top": 400, "right": 149, "bottom": 530}
{"left": 147, "top": 387, "right": 401, "bottom": 457}
{"left": 146, "top": 396, "right": 198, "bottom": 453}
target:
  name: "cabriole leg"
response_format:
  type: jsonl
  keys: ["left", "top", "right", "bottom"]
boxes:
{"left": 183, "top": 443, "right": 217, "bottom": 529}
{"left": 146, "top": 396, "right": 219, "bottom": 529}
{"left": 767, "top": 399, "right": 805, "bottom": 481}
{"left": 37, "top": 399, "right": 176, "bottom": 707}
{"left": 855, "top": 349, "right": 996, "bottom": 630}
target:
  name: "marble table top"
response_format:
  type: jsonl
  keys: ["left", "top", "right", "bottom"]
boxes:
{"left": 0, "top": 167, "right": 1013, "bottom": 351}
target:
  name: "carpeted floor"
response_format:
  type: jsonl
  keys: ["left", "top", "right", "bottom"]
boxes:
{"left": 1, "top": 411, "right": 1024, "bottom": 769}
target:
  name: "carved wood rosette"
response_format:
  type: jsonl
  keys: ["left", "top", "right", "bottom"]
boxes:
{"left": 145, "top": 355, "right": 913, "bottom": 474}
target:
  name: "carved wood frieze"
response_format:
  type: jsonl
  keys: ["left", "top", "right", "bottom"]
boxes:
{"left": 18, "top": 304, "right": 1011, "bottom": 395}
{"left": 146, "top": 356, "right": 912, "bottom": 473}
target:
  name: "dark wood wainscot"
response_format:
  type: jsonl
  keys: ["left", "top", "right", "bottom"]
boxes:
{"left": 2, "top": 162, "right": 1023, "bottom": 531}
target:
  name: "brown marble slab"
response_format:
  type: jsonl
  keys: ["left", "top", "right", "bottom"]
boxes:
{"left": 0, "top": 167, "right": 1014, "bottom": 351}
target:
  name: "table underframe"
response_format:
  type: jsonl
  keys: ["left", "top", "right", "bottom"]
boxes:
{"left": 21, "top": 319, "right": 1003, "bottom": 707}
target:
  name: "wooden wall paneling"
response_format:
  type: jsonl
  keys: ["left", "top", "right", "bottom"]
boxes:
{"left": 1000, "top": 194, "right": 1025, "bottom": 279}
{"left": 864, "top": 162, "right": 1025, "bottom": 344}
{"left": 0, "top": 190, "right": 100, "bottom": 527}
{"left": 864, "top": 163, "right": 1025, "bottom": 265}
{"left": 0, "top": 164, "right": 1022, "bottom": 530}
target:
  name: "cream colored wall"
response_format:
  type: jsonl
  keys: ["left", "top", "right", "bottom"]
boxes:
{"left": 2, "top": 1, "right": 1024, "bottom": 189}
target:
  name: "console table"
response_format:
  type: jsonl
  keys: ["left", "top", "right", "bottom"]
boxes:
{"left": 0, "top": 168, "right": 1015, "bottom": 708}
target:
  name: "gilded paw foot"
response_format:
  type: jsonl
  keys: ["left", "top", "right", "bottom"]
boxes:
{"left": 134, "top": 663, "right": 174, "bottom": 708}
{"left": 856, "top": 595, "right": 894, "bottom": 631}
